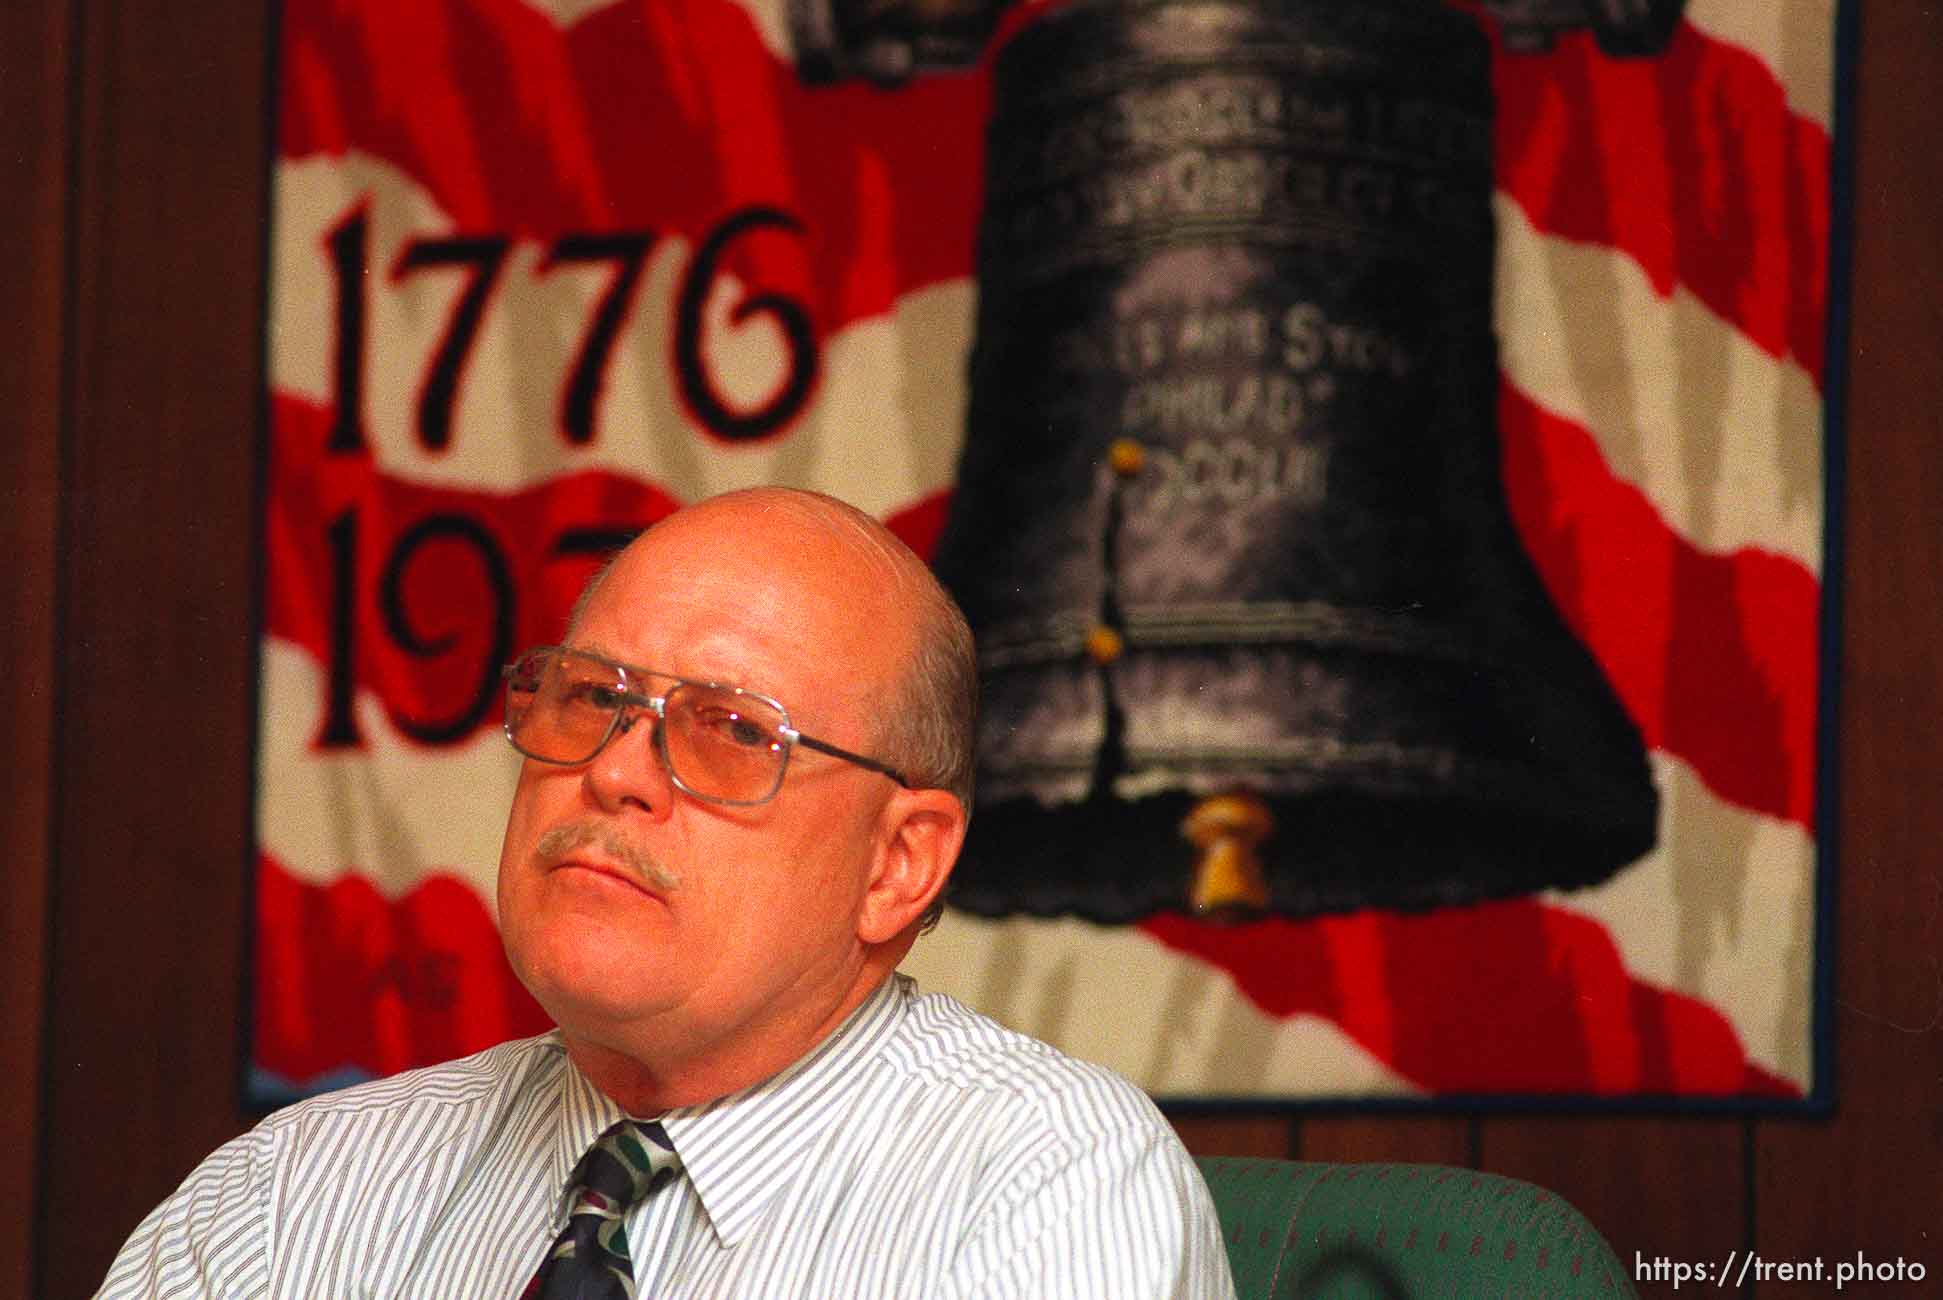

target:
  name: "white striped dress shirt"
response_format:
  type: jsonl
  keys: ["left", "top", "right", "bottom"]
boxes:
{"left": 99, "top": 973, "right": 1236, "bottom": 1298}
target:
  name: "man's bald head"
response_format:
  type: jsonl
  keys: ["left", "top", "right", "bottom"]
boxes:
{"left": 571, "top": 487, "right": 977, "bottom": 814}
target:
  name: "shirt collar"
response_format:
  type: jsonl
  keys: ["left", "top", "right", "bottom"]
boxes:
{"left": 549, "top": 1037, "right": 629, "bottom": 1230}
{"left": 550, "top": 974, "right": 913, "bottom": 1246}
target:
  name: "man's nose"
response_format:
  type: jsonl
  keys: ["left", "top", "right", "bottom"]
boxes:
{"left": 584, "top": 706, "right": 676, "bottom": 820}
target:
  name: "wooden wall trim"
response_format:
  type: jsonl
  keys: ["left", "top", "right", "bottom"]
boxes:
{"left": 1754, "top": 1, "right": 1943, "bottom": 1281}
{"left": 0, "top": 0, "right": 72, "bottom": 1295}
{"left": 35, "top": 5, "right": 273, "bottom": 1297}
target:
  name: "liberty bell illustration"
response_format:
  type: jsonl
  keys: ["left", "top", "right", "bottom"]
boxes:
{"left": 930, "top": 0, "right": 1677, "bottom": 922}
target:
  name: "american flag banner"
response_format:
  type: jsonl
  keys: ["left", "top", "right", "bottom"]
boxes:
{"left": 251, "top": 0, "right": 1847, "bottom": 1105}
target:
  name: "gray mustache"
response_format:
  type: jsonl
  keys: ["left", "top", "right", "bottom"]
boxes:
{"left": 534, "top": 820, "right": 681, "bottom": 892}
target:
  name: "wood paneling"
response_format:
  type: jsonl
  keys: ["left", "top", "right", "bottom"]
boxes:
{"left": 0, "top": 0, "right": 71, "bottom": 1294}
{"left": 1482, "top": 1117, "right": 1746, "bottom": 1288}
{"left": 35, "top": 4, "right": 272, "bottom": 1297}
{"left": 1754, "top": 4, "right": 1943, "bottom": 1294}
{"left": 1300, "top": 1116, "right": 1470, "bottom": 1168}
{"left": 1168, "top": 1113, "right": 1299, "bottom": 1159}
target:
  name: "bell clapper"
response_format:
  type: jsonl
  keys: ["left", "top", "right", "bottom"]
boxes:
{"left": 1181, "top": 792, "right": 1273, "bottom": 917}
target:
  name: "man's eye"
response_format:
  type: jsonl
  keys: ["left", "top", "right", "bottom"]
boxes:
{"left": 700, "top": 709, "right": 772, "bottom": 749}
{"left": 566, "top": 682, "right": 623, "bottom": 709}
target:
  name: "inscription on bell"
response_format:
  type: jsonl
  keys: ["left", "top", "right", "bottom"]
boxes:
{"left": 1027, "top": 152, "right": 1469, "bottom": 243}
{"left": 1136, "top": 438, "right": 1329, "bottom": 512}
{"left": 1035, "top": 77, "right": 1491, "bottom": 181}
{"left": 1096, "top": 302, "right": 1414, "bottom": 381}
{"left": 1280, "top": 303, "right": 1416, "bottom": 379}
{"left": 1122, "top": 374, "right": 1310, "bottom": 439}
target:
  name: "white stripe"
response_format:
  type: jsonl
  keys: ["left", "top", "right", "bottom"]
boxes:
{"left": 728, "top": 0, "right": 792, "bottom": 57}
{"left": 1495, "top": 193, "right": 1824, "bottom": 572}
{"left": 1685, "top": 0, "right": 1837, "bottom": 129}
{"left": 520, "top": 0, "right": 625, "bottom": 27}
{"left": 254, "top": 636, "right": 519, "bottom": 902}
{"left": 1546, "top": 752, "right": 1817, "bottom": 1092}
{"left": 517, "top": 0, "right": 630, "bottom": 28}
{"left": 900, "top": 913, "right": 1419, "bottom": 1099}
{"left": 271, "top": 154, "right": 969, "bottom": 518}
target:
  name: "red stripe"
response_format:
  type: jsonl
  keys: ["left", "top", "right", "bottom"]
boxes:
{"left": 277, "top": 0, "right": 989, "bottom": 330}
{"left": 253, "top": 845, "right": 1793, "bottom": 1098}
{"left": 1499, "top": 382, "right": 1820, "bottom": 826}
{"left": 884, "top": 489, "right": 953, "bottom": 561}
{"left": 1489, "top": 21, "right": 1832, "bottom": 382}
{"left": 253, "top": 851, "right": 551, "bottom": 1083}
{"left": 1140, "top": 903, "right": 1786, "bottom": 1096}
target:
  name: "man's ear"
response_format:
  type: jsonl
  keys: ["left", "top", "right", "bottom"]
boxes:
{"left": 858, "top": 787, "right": 968, "bottom": 946}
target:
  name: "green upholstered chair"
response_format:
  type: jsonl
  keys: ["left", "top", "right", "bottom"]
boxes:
{"left": 1194, "top": 1158, "right": 1638, "bottom": 1298}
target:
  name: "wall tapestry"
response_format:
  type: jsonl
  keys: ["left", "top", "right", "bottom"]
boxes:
{"left": 252, "top": 0, "right": 1848, "bottom": 1106}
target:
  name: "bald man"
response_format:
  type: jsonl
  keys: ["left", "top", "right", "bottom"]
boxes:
{"left": 101, "top": 489, "right": 1235, "bottom": 1299}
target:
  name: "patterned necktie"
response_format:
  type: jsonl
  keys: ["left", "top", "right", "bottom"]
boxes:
{"left": 522, "top": 1119, "right": 682, "bottom": 1300}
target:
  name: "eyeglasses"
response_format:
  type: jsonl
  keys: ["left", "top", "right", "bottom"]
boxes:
{"left": 502, "top": 646, "right": 910, "bottom": 806}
